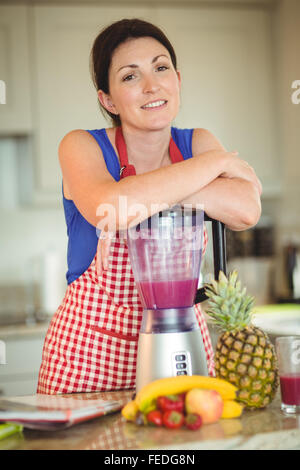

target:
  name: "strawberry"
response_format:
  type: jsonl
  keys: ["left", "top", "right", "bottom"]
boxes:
{"left": 146, "top": 410, "right": 163, "bottom": 427}
{"left": 157, "top": 394, "right": 185, "bottom": 413}
{"left": 185, "top": 413, "right": 203, "bottom": 430}
{"left": 162, "top": 410, "right": 185, "bottom": 429}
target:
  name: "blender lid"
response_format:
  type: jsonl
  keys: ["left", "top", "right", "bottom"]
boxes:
{"left": 158, "top": 205, "right": 202, "bottom": 218}
{"left": 133, "top": 205, "right": 204, "bottom": 231}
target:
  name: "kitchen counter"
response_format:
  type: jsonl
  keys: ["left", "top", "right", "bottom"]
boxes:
{"left": 0, "top": 320, "right": 50, "bottom": 340}
{"left": 1, "top": 390, "right": 300, "bottom": 450}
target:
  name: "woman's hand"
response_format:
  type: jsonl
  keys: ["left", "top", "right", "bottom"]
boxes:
{"left": 195, "top": 148, "right": 261, "bottom": 195}
{"left": 96, "top": 232, "right": 113, "bottom": 277}
{"left": 221, "top": 151, "right": 262, "bottom": 195}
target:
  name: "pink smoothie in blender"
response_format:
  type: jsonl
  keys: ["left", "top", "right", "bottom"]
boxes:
{"left": 136, "top": 278, "right": 199, "bottom": 309}
{"left": 130, "top": 221, "right": 203, "bottom": 311}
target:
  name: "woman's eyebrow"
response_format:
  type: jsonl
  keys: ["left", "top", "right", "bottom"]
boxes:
{"left": 117, "top": 54, "right": 170, "bottom": 73}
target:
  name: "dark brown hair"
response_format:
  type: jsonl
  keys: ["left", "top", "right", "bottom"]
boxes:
{"left": 90, "top": 18, "right": 177, "bottom": 127}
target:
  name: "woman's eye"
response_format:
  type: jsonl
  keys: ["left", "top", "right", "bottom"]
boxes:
{"left": 123, "top": 74, "right": 135, "bottom": 82}
{"left": 157, "top": 65, "right": 169, "bottom": 72}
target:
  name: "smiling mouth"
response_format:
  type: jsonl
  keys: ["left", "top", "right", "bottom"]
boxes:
{"left": 141, "top": 100, "right": 167, "bottom": 109}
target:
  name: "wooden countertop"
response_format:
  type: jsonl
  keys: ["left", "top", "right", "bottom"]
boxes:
{"left": 1, "top": 390, "right": 300, "bottom": 450}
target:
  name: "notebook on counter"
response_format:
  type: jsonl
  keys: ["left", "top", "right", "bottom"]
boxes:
{"left": 0, "top": 394, "right": 122, "bottom": 430}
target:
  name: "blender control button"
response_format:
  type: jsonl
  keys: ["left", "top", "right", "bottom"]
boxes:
{"left": 176, "top": 363, "right": 186, "bottom": 370}
{"left": 175, "top": 354, "right": 186, "bottom": 361}
{"left": 177, "top": 371, "right": 187, "bottom": 376}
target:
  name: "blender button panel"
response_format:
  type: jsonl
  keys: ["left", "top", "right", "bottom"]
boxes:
{"left": 172, "top": 351, "right": 191, "bottom": 377}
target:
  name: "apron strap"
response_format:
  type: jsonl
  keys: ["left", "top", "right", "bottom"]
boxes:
{"left": 115, "top": 127, "right": 136, "bottom": 178}
{"left": 115, "top": 126, "right": 184, "bottom": 179}
{"left": 169, "top": 135, "right": 185, "bottom": 163}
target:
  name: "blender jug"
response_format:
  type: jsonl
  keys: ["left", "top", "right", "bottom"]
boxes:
{"left": 127, "top": 205, "right": 226, "bottom": 391}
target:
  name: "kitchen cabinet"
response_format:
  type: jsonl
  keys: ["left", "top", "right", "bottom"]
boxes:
{"left": 0, "top": 5, "right": 32, "bottom": 134}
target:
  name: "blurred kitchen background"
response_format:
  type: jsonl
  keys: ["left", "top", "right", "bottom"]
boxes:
{"left": 0, "top": 0, "right": 299, "bottom": 395}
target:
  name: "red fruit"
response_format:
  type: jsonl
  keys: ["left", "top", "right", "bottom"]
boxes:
{"left": 185, "top": 413, "right": 203, "bottom": 431}
{"left": 146, "top": 410, "right": 163, "bottom": 427}
{"left": 157, "top": 394, "right": 185, "bottom": 413}
{"left": 162, "top": 410, "right": 185, "bottom": 429}
{"left": 185, "top": 389, "right": 224, "bottom": 424}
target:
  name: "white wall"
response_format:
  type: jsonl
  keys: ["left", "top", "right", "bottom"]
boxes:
{"left": 0, "top": 206, "right": 67, "bottom": 285}
{"left": 0, "top": 137, "right": 67, "bottom": 286}
{"left": 273, "top": 0, "right": 300, "bottom": 237}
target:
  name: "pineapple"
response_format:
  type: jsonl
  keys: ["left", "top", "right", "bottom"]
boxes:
{"left": 205, "top": 270, "right": 279, "bottom": 410}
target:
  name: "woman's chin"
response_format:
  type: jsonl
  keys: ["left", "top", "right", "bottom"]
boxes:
{"left": 141, "top": 114, "right": 177, "bottom": 131}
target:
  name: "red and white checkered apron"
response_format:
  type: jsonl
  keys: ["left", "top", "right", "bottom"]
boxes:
{"left": 37, "top": 129, "right": 214, "bottom": 395}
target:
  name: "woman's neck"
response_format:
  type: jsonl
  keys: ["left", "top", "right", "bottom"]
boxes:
{"left": 121, "top": 125, "right": 172, "bottom": 171}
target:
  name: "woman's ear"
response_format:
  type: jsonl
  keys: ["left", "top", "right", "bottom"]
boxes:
{"left": 97, "top": 90, "right": 119, "bottom": 115}
{"left": 176, "top": 70, "right": 181, "bottom": 89}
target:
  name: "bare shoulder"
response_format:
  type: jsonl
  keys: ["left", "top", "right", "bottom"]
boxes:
{"left": 191, "top": 128, "right": 226, "bottom": 156}
{"left": 59, "top": 129, "right": 102, "bottom": 162}
{"left": 58, "top": 128, "right": 114, "bottom": 202}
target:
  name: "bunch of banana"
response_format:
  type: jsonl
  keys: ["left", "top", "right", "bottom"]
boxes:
{"left": 122, "top": 375, "right": 243, "bottom": 422}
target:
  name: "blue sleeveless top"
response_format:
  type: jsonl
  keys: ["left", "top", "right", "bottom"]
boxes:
{"left": 63, "top": 127, "right": 194, "bottom": 284}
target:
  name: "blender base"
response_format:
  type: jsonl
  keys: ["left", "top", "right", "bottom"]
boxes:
{"left": 135, "top": 329, "right": 209, "bottom": 392}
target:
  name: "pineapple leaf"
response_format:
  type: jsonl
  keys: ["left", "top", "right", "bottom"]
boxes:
{"left": 228, "top": 270, "right": 238, "bottom": 287}
{"left": 204, "top": 270, "right": 255, "bottom": 332}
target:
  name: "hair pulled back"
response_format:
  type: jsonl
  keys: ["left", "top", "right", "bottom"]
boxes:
{"left": 90, "top": 18, "right": 177, "bottom": 127}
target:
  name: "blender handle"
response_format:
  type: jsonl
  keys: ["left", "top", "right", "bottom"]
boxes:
{"left": 194, "top": 214, "right": 227, "bottom": 304}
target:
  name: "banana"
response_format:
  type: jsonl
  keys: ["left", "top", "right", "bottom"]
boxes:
{"left": 221, "top": 400, "right": 244, "bottom": 419}
{"left": 135, "top": 375, "right": 237, "bottom": 413}
{"left": 121, "top": 400, "right": 139, "bottom": 421}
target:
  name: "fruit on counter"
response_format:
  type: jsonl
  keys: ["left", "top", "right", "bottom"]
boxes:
{"left": 122, "top": 389, "right": 244, "bottom": 426}
{"left": 185, "top": 389, "right": 224, "bottom": 424}
{"left": 122, "top": 395, "right": 243, "bottom": 425}
{"left": 162, "top": 410, "right": 185, "bottom": 429}
{"left": 157, "top": 394, "right": 185, "bottom": 413}
{"left": 221, "top": 400, "right": 244, "bottom": 419}
{"left": 185, "top": 413, "right": 203, "bottom": 430}
{"left": 205, "top": 270, "right": 279, "bottom": 409}
{"left": 135, "top": 375, "right": 237, "bottom": 413}
{"left": 121, "top": 400, "right": 139, "bottom": 422}
{"left": 146, "top": 410, "right": 163, "bottom": 427}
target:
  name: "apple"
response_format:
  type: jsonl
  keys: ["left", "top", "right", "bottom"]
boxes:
{"left": 185, "top": 389, "right": 224, "bottom": 424}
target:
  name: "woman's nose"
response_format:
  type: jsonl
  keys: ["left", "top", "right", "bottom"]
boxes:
{"left": 142, "top": 74, "right": 160, "bottom": 94}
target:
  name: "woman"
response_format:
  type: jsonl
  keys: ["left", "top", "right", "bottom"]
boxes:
{"left": 37, "top": 19, "right": 262, "bottom": 394}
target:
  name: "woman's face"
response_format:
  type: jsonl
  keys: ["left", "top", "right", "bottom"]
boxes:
{"left": 99, "top": 37, "right": 181, "bottom": 131}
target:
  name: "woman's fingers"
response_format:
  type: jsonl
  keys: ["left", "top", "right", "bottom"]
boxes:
{"left": 96, "top": 231, "right": 114, "bottom": 277}
{"left": 222, "top": 152, "right": 262, "bottom": 194}
{"left": 241, "top": 161, "right": 262, "bottom": 195}
{"left": 101, "top": 236, "right": 111, "bottom": 270}
{"left": 96, "top": 236, "right": 103, "bottom": 277}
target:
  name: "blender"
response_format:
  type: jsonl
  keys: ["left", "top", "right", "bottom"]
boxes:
{"left": 126, "top": 205, "right": 226, "bottom": 392}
